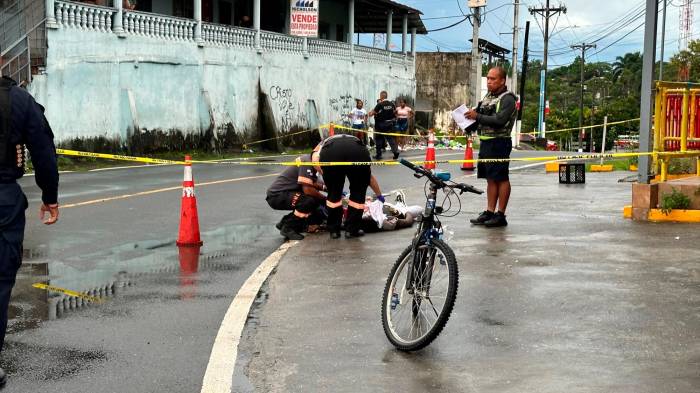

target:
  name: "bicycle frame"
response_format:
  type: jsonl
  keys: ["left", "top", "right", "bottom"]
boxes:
{"left": 405, "top": 182, "right": 441, "bottom": 294}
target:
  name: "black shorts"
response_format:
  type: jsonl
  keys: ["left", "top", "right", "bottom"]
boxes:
{"left": 477, "top": 137, "right": 512, "bottom": 181}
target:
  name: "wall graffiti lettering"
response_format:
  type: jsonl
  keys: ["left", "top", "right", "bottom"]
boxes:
{"left": 329, "top": 93, "right": 354, "bottom": 114}
{"left": 269, "top": 86, "right": 308, "bottom": 132}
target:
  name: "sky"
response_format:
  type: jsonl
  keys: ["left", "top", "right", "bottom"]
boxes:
{"left": 359, "top": 0, "right": 700, "bottom": 68}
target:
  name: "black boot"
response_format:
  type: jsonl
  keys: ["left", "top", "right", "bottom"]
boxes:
{"left": 276, "top": 213, "right": 294, "bottom": 230}
{"left": 280, "top": 216, "right": 305, "bottom": 240}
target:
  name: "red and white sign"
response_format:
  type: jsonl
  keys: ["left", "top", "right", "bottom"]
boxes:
{"left": 290, "top": 0, "right": 319, "bottom": 37}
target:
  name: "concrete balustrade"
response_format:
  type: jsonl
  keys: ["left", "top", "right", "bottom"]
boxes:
{"left": 53, "top": 1, "right": 412, "bottom": 67}
{"left": 55, "top": 1, "right": 114, "bottom": 32}
{"left": 123, "top": 11, "right": 196, "bottom": 41}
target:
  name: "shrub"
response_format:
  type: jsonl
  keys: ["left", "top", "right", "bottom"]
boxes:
{"left": 659, "top": 187, "right": 691, "bottom": 215}
{"left": 668, "top": 158, "right": 695, "bottom": 174}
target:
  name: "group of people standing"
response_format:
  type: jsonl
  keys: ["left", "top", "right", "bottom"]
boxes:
{"left": 347, "top": 91, "right": 414, "bottom": 161}
{"left": 267, "top": 90, "right": 416, "bottom": 241}
{"left": 267, "top": 66, "right": 517, "bottom": 241}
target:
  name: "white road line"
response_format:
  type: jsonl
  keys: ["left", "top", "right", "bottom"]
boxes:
{"left": 200, "top": 241, "right": 298, "bottom": 393}
{"left": 197, "top": 156, "right": 551, "bottom": 392}
{"left": 61, "top": 173, "right": 279, "bottom": 209}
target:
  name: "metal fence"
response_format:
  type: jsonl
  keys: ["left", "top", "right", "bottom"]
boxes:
{"left": 1, "top": 0, "right": 47, "bottom": 84}
{"left": 653, "top": 81, "right": 700, "bottom": 181}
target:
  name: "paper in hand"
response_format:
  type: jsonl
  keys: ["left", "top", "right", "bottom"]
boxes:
{"left": 452, "top": 104, "right": 476, "bottom": 131}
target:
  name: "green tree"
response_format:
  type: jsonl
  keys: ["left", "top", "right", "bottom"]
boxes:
{"left": 670, "top": 39, "right": 700, "bottom": 82}
{"left": 611, "top": 52, "right": 643, "bottom": 96}
{"left": 518, "top": 51, "right": 643, "bottom": 149}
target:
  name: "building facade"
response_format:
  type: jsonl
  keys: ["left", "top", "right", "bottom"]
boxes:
{"left": 415, "top": 52, "right": 472, "bottom": 132}
{"left": 1, "top": 0, "right": 425, "bottom": 151}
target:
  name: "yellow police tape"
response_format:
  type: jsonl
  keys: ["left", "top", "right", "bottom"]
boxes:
{"left": 32, "top": 283, "right": 103, "bottom": 303}
{"left": 204, "top": 151, "right": 658, "bottom": 166}
{"left": 242, "top": 124, "right": 330, "bottom": 149}
{"left": 188, "top": 116, "right": 643, "bottom": 149}
{"left": 323, "top": 123, "right": 413, "bottom": 138}
{"left": 57, "top": 149, "right": 184, "bottom": 165}
{"left": 56, "top": 148, "right": 698, "bottom": 167}
{"left": 329, "top": 118, "right": 641, "bottom": 139}
{"left": 193, "top": 118, "right": 639, "bottom": 151}
{"left": 526, "top": 118, "right": 641, "bottom": 136}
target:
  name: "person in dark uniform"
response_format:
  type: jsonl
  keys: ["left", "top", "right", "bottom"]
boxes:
{"left": 317, "top": 134, "right": 383, "bottom": 239}
{"left": 266, "top": 150, "right": 326, "bottom": 241}
{"left": 0, "top": 75, "right": 59, "bottom": 389}
{"left": 368, "top": 91, "right": 399, "bottom": 160}
{"left": 465, "top": 67, "right": 517, "bottom": 227}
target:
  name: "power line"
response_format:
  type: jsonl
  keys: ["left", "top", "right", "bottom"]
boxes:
{"left": 426, "top": 16, "right": 469, "bottom": 32}
{"left": 571, "top": 42, "right": 597, "bottom": 150}
{"left": 529, "top": 1, "right": 568, "bottom": 136}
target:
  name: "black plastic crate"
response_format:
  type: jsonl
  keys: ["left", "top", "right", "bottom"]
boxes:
{"left": 559, "top": 163, "right": 585, "bottom": 184}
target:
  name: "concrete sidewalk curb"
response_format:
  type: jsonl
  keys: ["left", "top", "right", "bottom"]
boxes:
{"left": 200, "top": 241, "right": 297, "bottom": 393}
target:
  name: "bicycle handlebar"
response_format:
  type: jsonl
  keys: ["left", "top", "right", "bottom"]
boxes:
{"left": 398, "top": 159, "right": 483, "bottom": 195}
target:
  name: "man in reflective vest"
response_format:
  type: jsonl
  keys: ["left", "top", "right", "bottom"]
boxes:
{"left": 316, "top": 134, "right": 383, "bottom": 239}
{"left": 0, "top": 75, "right": 59, "bottom": 388}
{"left": 465, "top": 67, "right": 517, "bottom": 227}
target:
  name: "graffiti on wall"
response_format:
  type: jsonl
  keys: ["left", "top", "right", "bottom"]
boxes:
{"left": 328, "top": 93, "right": 373, "bottom": 123}
{"left": 269, "top": 86, "right": 308, "bottom": 132}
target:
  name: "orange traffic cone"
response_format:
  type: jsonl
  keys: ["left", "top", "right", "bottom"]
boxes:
{"left": 178, "top": 245, "right": 200, "bottom": 274}
{"left": 461, "top": 138, "right": 475, "bottom": 171}
{"left": 176, "top": 155, "right": 203, "bottom": 247}
{"left": 329, "top": 123, "right": 335, "bottom": 137}
{"left": 424, "top": 131, "right": 436, "bottom": 170}
{"left": 178, "top": 245, "right": 200, "bottom": 300}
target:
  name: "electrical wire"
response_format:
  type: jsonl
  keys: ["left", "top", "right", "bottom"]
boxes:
{"left": 528, "top": 0, "right": 649, "bottom": 54}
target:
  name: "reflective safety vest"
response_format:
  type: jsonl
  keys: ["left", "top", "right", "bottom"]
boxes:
{"left": 478, "top": 90, "right": 517, "bottom": 138}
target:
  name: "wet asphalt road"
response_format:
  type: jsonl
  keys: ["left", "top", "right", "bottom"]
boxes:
{"left": 5, "top": 148, "right": 558, "bottom": 392}
{"left": 239, "top": 171, "right": 700, "bottom": 393}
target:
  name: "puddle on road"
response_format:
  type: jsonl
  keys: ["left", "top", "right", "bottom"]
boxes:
{"left": 1, "top": 341, "right": 108, "bottom": 381}
{"left": 9, "top": 224, "right": 280, "bottom": 335}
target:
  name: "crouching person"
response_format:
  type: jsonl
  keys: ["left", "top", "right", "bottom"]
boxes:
{"left": 266, "top": 152, "right": 326, "bottom": 240}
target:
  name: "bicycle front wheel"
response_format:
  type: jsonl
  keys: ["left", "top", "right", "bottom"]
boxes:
{"left": 381, "top": 239, "right": 458, "bottom": 351}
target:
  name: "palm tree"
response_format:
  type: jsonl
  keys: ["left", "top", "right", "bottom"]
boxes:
{"left": 611, "top": 52, "right": 642, "bottom": 96}
{"left": 612, "top": 52, "right": 642, "bottom": 83}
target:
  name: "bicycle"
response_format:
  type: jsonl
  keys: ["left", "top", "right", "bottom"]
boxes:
{"left": 381, "top": 159, "right": 483, "bottom": 351}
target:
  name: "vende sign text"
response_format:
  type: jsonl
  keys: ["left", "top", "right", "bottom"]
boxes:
{"left": 290, "top": 0, "right": 319, "bottom": 37}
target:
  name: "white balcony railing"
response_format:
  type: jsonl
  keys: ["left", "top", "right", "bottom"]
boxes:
{"left": 354, "top": 45, "right": 388, "bottom": 64}
{"left": 55, "top": 1, "right": 114, "bottom": 32}
{"left": 123, "top": 11, "right": 196, "bottom": 41}
{"left": 391, "top": 52, "right": 405, "bottom": 65}
{"left": 260, "top": 31, "right": 304, "bottom": 53}
{"left": 202, "top": 24, "right": 255, "bottom": 49}
{"left": 308, "top": 38, "right": 349, "bottom": 60}
{"left": 52, "top": 1, "right": 413, "bottom": 68}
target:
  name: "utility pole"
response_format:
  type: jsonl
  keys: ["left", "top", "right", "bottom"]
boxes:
{"left": 659, "top": 0, "right": 667, "bottom": 80}
{"left": 516, "top": 21, "right": 530, "bottom": 148}
{"left": 512, "top": 0, "right": 520, "bottom": 94}
{"left": 638, "top": 0, "right": 659, "bottom": 183}
{"left": 518, "top": 21, "right": 530, "bottom": 122}
{"left": 471, "top": 6, "right": 483, "bottom": 106}
{"left": 571, "top": 42, "right": 596, "bottom": 152}
{"left": 529, "top": 1, "right": 566, "bottom": 138}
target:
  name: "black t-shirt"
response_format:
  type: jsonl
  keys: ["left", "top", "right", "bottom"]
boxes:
{"left": 266, "top": 155, "right": 318, "bottom": 194}
{"left": 373, "top": 100, "right": 396, "bottom": 123}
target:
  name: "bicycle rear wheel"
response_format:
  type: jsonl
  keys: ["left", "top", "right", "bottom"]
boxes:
{"left": 381, "top": 239, "right": 458, "bottom": 351}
